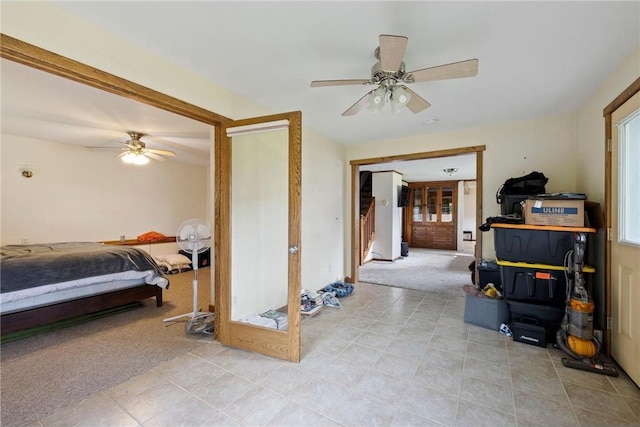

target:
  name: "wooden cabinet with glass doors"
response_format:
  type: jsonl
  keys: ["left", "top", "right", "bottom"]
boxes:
{"left": 405, "top": 182, "right": 458, "bottom": 250}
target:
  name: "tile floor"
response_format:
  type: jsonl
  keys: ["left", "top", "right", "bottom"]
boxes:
{"left": 35, "top": 282, "right": 640, "bottom": 427}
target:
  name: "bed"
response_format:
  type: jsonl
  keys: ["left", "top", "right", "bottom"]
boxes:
{"left": 0, "top": 242, "right": 169, "bottom": 335}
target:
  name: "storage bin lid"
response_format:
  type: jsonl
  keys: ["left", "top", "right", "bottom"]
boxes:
{"left": 496, "top": 259, "right": 595, "bottom": 273}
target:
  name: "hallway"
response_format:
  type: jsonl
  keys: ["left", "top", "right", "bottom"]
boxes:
{"left": 359, "top": 241, "right": 475, "bottom": 295}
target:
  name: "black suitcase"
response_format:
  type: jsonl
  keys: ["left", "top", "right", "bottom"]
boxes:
{"left": 512, "top": 318, "right": 547, "bottom": 348}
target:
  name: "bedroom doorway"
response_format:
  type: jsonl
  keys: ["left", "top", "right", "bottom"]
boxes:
{"left": 1, "top": 34, "right": 302, "bottom": 362}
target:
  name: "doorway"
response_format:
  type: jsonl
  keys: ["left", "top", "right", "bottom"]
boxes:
{"left": 604, "top": 77, "right": 640, "bottom": 385}
{"left": 349, "top": 145, "right": 485, "bottom": 287}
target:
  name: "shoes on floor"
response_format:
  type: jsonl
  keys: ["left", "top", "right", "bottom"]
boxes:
{"left": 500, "top": 323, "right": 512, "bottom": 337}
{"left": 321, "top": 291, "right": 341, "bottom": 308}
{"left": 322, "top": 281, "right": 354, "bottom": 298}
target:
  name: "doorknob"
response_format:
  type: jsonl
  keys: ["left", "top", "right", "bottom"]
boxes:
{"left": 288, "top": 245, "right": 299, "bottom": 254}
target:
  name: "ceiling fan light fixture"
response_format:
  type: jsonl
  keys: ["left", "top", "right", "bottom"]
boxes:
{"left": 443, "top": 167, "right": 459, "bottom": 176}
{"left": 121, "top": 152, "right": 136, "bottom": 164}
{"left": 367, "top": 86, "right": 387, "bottom": 112}
{"left": 134, "top": 154, "right": 150, "bottom": 165}
{"left": 310, "top": 34, "right": 478, "bottom": 116}
{"left": 390, "top": 85, "right": 412, "bottom": 113}
{"left": 122, "top": 152, "right": 149, "bottom": 165}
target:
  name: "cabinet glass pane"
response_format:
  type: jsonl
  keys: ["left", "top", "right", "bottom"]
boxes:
{"left": 441, "top": 185, "right": 453, "bottom": 223}
{"left": 426, "top": 187, "right": 438, "bottom": 222}
{"left": 412, "top": 187, "right": 423, "bottom": 222}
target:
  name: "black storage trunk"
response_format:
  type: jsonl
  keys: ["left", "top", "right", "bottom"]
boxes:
{"left": 493, "top": 225, "right": 575, "bottom": 266}
{"left": 507, "top": 300, "right": 564, "bottom": 343}
{"left": 512, "top": 320, "right": 547, "bottom": 347}
{"left": 478, "top": 259, "right": 501, "bottom": 290}
{"left": 179, "top": 248, "right": 210, "bottom": 268}
{"left": 499, "top": 262, "right": 567, "bottom": 306}
{"left": 469, "top": 259, "right": 502, "bottom": 290}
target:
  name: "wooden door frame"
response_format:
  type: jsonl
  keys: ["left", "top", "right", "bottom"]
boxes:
{"left": 349, "top": 145, "right": 485, "bottom": 284}
{"left": 602, "top": 76, "right": 640, "bottom": 355}
{"left": 0, "top": 34, "right": 231, "bottom": 126}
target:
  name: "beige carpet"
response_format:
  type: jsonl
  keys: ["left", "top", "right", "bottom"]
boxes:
{"left": 0, "top": 269, "right": 213, "bottom": 427}
{"left": 359, "top": 247, "right": 474, "bottom": 296}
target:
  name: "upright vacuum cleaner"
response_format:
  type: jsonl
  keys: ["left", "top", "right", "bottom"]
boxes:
{"left": 556, "top": 232, "right": 618, "bottom": 376}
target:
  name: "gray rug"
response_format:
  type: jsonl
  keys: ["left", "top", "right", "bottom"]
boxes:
{"left": 0, "top": 270, "right": 212, "bottom": 427}
{"left": 359, "top": 247, "right": 474, "bottom": 296}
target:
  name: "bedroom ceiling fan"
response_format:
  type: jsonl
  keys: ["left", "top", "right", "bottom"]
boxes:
{"left": 115, "top": 131, "right": 176, "bottom": 165}
{"left": 310, "top": 34, "right": 479, "bottom": 116}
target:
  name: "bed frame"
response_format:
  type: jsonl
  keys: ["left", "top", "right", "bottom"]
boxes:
{"left": 1, "top": 284, "right": 162, "bottom": 335}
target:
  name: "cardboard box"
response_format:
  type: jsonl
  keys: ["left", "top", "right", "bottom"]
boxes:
{"left": 523, "top": 199, "right": 584, "bottom": 227}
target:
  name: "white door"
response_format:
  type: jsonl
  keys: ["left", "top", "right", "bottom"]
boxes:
{"left": 611, "top": 91, "right": 640, "bottom": 385}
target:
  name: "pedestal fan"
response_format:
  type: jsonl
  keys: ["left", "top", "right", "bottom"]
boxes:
{"left": 163, "top": 219, "right": 214, "bottom": 334}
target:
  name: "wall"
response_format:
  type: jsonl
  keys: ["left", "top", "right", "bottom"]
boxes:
{"left": 345, "top": 113, "right": 578, "bottom": 267}
{"left": 1, "top": 2, "right": 346, "bottom": 300}
{"left": 462, "top": 181, "right": 477, "bottom": 241}
{"left": 371, "top": 171, "right": 402, "bottom": 260}
{"left": 301, "top": 128, "right": 346, "bottom": 287}
{"left": 0, "top": 134, "right": 207, "bottom": 244}
{"left": 574, "top": 44, "right": 640, "bottom": 329}
{"left": 576, "top": 45, "right": 640, "bottom": 205}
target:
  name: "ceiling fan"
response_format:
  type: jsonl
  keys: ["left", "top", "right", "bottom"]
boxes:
{"left": 114, "top": 131, "right": 176, "bottom": 165}
{"left": 310, "top": 34, "right": 479, "bottom": 116}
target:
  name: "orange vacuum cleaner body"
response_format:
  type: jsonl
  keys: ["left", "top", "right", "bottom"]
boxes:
{"left": 567, "top": 297, "right": 597, "bottom": 358}
{"left": 567, "top": 335, "right": 597, "bottom": 358}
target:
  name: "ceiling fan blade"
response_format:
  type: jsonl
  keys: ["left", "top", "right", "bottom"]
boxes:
{"left": 146, "top": 148, "right": 176, "bottom": 157}
{"left": 379, "top": 34, "right": 408, "bottom": 72}
{"left": 407, "top": 59, "right": 479, "bottom": 83}
{"left": 310, "top": 79, "right": 371, "bottom": 87}
{"left": 403, "top": 88, "right": 432, "bottom": 114}
{"left": 144, "top": 152, "right": 167, "bottom": 162}
{"left": 85, "top": 146, "right": 120, "bottom": 150}
{"left": 342, "top": 90, "right": 375, "bottom": 116}
{"left": 114, "top": 151, "right": 128, "bottom": 159}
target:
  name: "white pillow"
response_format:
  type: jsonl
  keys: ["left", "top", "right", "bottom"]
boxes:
{"left": 154, "top": 253, "right": 192, "bottom": 266}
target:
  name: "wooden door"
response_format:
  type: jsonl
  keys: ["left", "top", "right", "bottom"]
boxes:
{"left": 610, "top": 91, "right": 640, "bottom": 385}
{"left": 409, "top": 182, "right": 457, "bottom": 250}
{"left": 215, "top": 112, "right": 301, "bottom": 362}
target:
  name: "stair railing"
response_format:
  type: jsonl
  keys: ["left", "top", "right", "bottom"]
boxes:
{"left": 360, "top": 197, "right": 375, "bottom": 264}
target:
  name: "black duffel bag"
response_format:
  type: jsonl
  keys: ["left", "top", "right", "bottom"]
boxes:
{"left": 496, "top": 171, "right": 548, "bottom": 205}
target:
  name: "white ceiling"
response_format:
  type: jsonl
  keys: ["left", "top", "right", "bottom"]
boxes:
{"left": 1, "top": 58, "right": 213, "bottom": 166}
{"left": 2, "top": 1, "right": 639, "bottom": 178}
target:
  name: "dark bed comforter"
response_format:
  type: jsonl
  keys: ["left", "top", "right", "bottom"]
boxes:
{"left": 1, "top": 242, "right": 167, "bottom": 294}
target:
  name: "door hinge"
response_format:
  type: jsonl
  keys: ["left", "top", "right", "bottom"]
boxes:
{"left": 607, "top": 316, "right": 612, "bottom": 330}
{"left": 607, "top": 228, "right": 612, "bottom": 241}
{"left": 607, "top": 138, "right": 612, "bottom": 152}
